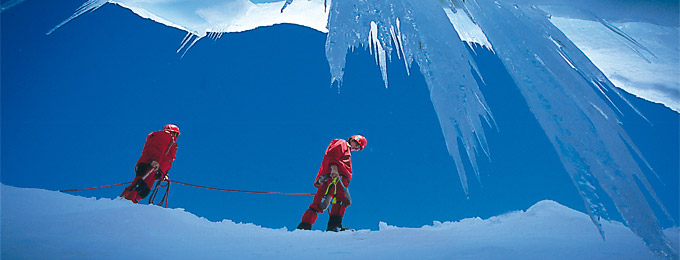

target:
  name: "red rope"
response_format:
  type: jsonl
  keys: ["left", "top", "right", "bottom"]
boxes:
{"left": 59, "top": 180, "right": 314, "bottom": 196}
{"left": 172, "top": 180, "right": 314, "bottom": 196}
{"left": 60, "top": 182, "right": 132, "bottom": 193}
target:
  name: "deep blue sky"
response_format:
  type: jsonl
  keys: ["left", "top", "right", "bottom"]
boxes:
{"left": 2, "top": 0, "right": 678, "bottom": 231}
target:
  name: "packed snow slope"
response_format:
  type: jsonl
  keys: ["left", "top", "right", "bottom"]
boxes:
{"left": 2, "top": 184, "right": 677, "bottom": 259}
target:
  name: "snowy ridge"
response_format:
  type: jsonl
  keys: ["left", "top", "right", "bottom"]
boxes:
{"left": 48, "top": 0, "right": 329, "bottom": 54}
{"left": 2, "top": 184, "right": 677, "bottom": 259}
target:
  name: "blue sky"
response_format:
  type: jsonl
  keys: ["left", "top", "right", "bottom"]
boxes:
{"left": 2, "top": 0, "right": 678, "bottom": 231}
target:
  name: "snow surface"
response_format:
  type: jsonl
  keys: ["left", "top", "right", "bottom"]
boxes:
{"left": 1, "top": 184, "right": 677, "bottom": 259}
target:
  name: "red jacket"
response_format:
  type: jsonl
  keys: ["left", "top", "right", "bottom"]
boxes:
{"left": 136, "top": 130, "right": 178, "bottom": 175}
{"left": 315, "top": 139, "right": 353, "bottom": 182}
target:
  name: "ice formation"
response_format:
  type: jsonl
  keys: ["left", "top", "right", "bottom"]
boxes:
{"left": 47, "top": 0, "right": 330, "bottom": 56}
{"left": 323, "top": 1, "right": 677, "bottom": 258}
{"left": 46, "top": 0, "right": 679, "bottom": 258}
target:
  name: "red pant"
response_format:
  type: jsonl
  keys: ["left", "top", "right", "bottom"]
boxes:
{"left": 120, "top": 163, "right": 158, "bottom": 203}
{"left": 301, "top": 176, "right": 350, "bottom": 225}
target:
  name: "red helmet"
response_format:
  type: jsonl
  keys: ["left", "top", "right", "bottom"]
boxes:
{"left": 163, "top": 124, "right": 180, "bottom": 136}
{"left": 349, "top": 135, "right": 367, "bottom": 150}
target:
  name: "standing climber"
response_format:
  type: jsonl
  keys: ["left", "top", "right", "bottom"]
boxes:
{"left": 296, "top": 135, "right": 367, "bottom": 231}
{"left": 120, "top": 124, "right": 180, "bottom": 203}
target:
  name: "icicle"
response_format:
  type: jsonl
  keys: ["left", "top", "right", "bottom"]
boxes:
{"left": 390, "top": 25, "right": 400, "bottom": 59}
{"left": 591, "top": 78, "right": 625, "bottom": 117}
{"left": 47, "top": 0, "right": 108, "bottom": 35}
{"left": 177, "top": 32, "right": 194, "bottom": 54}
{"left": 394, "top": 18, "right": 410, "bottom": 76}
{"left": 1, "top": 0, "right": 25, "bottom": 13}
{"left": 280, "top": 0, "right": 294, "bottom": 13}
{"left": 597, "top": 18, "right": 657, "bottom": 61}
{"left": 589, "top": 102, "right": 609, "bottom": 120}
{"left": 180, "top": 36, "right": 202, "bottom": 58}
{"left": 368, "top": 21, "right": 389, "bottom": 88}
{"left": 326, "top": 0, "right": 496, "bottom": 197}
{"left": 463, "top": 0, "right": 676, "bottom": 257}
{"left": 207, "top": 31, "right": 223, "bottom": 41}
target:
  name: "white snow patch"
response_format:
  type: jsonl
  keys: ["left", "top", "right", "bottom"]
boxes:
{"left": 2, "top": 184, "right": 676, "bottom": 259}
{"left": 549, "top": 17, "right": 680, "bottom": 113}
{"left": 110, "top": 0, "right": 329, "bottom": 36}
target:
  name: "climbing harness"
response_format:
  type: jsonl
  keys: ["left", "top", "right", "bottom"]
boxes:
{"left": 319, "top": 176, "right": 352, "bottom": 212}
{"left": 319, "top": 177, "right": 339, "bottom": 211}
{"left": 148, "top": 179, "right": 170, "bottom": 208}
{"left": 325, "top": 177, "right": 339, "bottom": 200}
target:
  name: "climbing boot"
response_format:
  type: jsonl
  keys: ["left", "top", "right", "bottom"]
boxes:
{"left": 296, "top": 222, "right": 312, "bottom": 230}
{"left": 326, "top": 216, "right": 350, "bottom": 232}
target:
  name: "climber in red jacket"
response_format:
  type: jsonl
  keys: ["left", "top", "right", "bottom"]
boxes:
{"left": 297, "top": 135, "right": 367, "bottom": 231}
{"left": 120, "top": 124, "right": 180, "bottom": 203}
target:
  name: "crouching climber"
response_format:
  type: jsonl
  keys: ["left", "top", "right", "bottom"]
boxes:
{"left": 297, "top": 135, "right": 367, "bottom": 231}
{"left": 120, "top": 124, "right": 180, "bottom": 203}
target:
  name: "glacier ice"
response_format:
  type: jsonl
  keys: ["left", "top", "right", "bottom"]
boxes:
{"left": 323, "top": 1, "right": 677, "bottom": 258}
{"left": 459, "top": 1, "right": 676, "bottom": 258}
{"left": 326, "top": 0, "right": 498, "bottom": 200}
{"left": 46, "top": 0, "right": 678, "bottom": 258}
